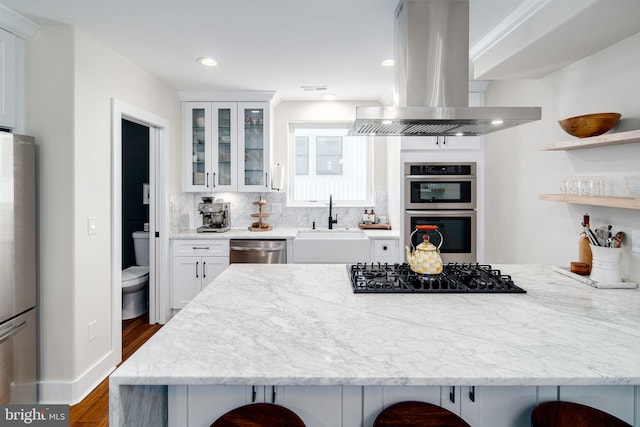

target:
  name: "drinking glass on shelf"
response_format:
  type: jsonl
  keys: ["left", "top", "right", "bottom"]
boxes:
{"left": 560, "top": 177, "right": 579, "bottom": 195}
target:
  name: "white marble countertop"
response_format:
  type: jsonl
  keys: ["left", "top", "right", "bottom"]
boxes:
{"left": 110, "top": 264, "right": 640, "bottom": 388}
{"left": 171, "top": 227, "right": 400, "bottom": 239}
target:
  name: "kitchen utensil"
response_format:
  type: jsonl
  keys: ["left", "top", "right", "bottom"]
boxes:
{"left": 558, "top": 112, "right": 621, "bottom": 138}
{"left": 614, "top": 231, "right": 624, "bottom": 248}
{"left": 405, "top": 225, "right": 443, "bottom": 275}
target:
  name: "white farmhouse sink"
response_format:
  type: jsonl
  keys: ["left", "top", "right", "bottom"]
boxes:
{"left": 293, "top": 229, "right": 371, "bottom": 263}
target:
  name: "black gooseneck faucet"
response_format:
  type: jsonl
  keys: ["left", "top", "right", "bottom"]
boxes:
{"left": 328, "top": 194, "right": 338, "bottom": 230}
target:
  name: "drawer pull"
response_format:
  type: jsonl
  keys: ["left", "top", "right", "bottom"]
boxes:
{"left": 192, "top": 246, "right": 211, "bottom": 250}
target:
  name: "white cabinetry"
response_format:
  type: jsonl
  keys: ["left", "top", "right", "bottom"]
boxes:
{"left": 559, "top": 385, "right": 636, "bottom": 426}
{"left": 0, "top": 27, "right": 16, "bottom": 129}
{"left": 371, "top": 238, "right": 400, "bottom": 263}
{"left": 364, "top": 385, "right": 538, "bottom": 427}
{"left": 169, "top": 385, "right": 360, "bottom": 427}
{"left": 182, "top": 101, "right": 270, "bottom": 192}
{"left": 170, "top": 239, "right": 229, "bottom": 309}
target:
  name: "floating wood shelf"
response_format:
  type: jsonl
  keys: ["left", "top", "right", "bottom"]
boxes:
{"left": 539, "top": 194, "right": 640, "bottom": 210}
{"left": 540, "top": 129, "right": 640, "bottom": 151}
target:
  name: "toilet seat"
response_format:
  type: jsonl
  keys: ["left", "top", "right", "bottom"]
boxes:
{"left": 122, "top": 266, "right": 149, "bottom": 291}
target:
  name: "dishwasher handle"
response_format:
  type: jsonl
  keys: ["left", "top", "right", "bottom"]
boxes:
{"left": 230, "top": 245, "right": 284, "bottom": 252}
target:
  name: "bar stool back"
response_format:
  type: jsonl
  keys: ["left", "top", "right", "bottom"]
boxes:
{"left": 210, "top": 403, "right": 306, "bottom": 427}
{"left": 373, "top": 401, "right": 471, "bottom": 427}
{"left": 531, "top": 401, "right": 632, "bottom": 427}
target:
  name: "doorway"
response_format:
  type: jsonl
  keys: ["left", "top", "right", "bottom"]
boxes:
{"left": 111, "top": 99, "right": 170, "bottom": 362}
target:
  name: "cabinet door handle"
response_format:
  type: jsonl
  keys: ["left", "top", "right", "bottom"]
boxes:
{"left": 271, "top": 386, "right": 276, "bottom": 403}
{"left": 195, "top": 261, "right": 199, "bottom": 278}
{"left": 469, "top": 386, "right": 475, "bottom": 402}
{"left": 252, "top": 386, "right": 257, "bottom": 403}
{"left": 265, "top": 172, "right": 269, "bottom": 188}
{"left": 203, "top": 261, "right": 207, "bottom": 278}
{"left": 449, "top": 386, "right": 455, "bottom": 404}
{"left": 213, "top": 172, "right": 216, "bottom": 188}
{"left": 206, "top": 172, "right": 210, "bottom": 188}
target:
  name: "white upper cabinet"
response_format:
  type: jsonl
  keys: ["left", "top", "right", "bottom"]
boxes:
{"left": 0, "top": 27, "right": 16, "bottom": 129}
{"left": 182, "top": 101, "right": 270, "bottom": 192}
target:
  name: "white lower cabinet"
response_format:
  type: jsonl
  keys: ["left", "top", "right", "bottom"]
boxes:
{"left": 168, "top": 385, "right": 360, "bottom": 427}
{"left": 171, "top": 239, "right": 229, "bottom": 309}
{"left": 363, "top": 385, "right": 538, "bottom": 427}
{"left": 371, "top": 238, "right": 400, "bottom": 264}
{"left": 559, "top": 385, "right": 636, "bottom": 426}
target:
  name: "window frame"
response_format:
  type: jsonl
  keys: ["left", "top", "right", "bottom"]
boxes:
{"left": 287, "top": 121, "right": 374, "bottom": 207}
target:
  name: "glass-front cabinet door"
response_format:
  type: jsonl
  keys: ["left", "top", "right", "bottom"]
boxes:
{"left": 237, "top": 102, "right": 270, "bottom": 192}
{"left": 211, "top": 103, "right": 238, "bottom": 191}
{"left": 183, "top": 102, "right": 212, "bottom": 192}
{"left": 182, "top": 101, "right": 270, "bottom": 192}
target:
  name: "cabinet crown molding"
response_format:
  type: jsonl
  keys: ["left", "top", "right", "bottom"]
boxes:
{"left": 0, "top": 5, "right": 39, "bottom": 39}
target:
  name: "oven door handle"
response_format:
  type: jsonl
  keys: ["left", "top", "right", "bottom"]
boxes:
{"left": 405, "top": 175, "right": 475, "bottom": 180}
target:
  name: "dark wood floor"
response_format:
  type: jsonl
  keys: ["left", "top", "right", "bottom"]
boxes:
{"left": 69, "top": 314, "right": 162, "bottom": 427}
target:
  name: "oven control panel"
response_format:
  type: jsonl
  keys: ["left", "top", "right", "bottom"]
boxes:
{"left": 405, "top": 162, "right": 475, "bottom": 176}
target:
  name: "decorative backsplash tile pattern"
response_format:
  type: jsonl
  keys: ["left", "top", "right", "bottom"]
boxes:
{"left": 170, "top": 191, "right": 388, "bottom": 231}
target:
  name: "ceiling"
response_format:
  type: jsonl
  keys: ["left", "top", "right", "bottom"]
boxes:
{"left": 2, "top": 0, "right": 640, "bottom": 102}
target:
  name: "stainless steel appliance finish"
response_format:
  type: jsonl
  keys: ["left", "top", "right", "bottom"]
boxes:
{"left": 405, "top": 210, "right": 476, "bottom": 264}
{"left": 0, "top": 132, "right": 37, "bottom": 404}
{"left": 404, "top": 161, "right": 477, "bottom": 263}
{"left": 230, "top": 240, "right": 287, "bottom": 264}
{"left": 351, "top": 0, "right": 541, "bottom": 136}
{"left": 197, "top": 197, "right": 230, "bottom": 233}
{"left": 404, "top": 162, "right": 476, "bottom": 209}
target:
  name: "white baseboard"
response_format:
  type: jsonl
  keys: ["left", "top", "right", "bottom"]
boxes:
{"left": 38, "top": 349, "right": 119, "bottom": 404}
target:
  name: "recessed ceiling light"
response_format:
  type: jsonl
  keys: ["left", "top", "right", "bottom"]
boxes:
{"left": 197, "top": 57, "right": 218, "bottom": 67}
{"left": 322, "top": 93, "right": 337, "bottom": 101}
{"left": 382, "top": 120, "right": 392, "bottom": 125}
{"left": 491, "top": 119, "right": 504, "bottom": 125}
{"left": 381, "top": 59, "right": 395, "bottom": 67}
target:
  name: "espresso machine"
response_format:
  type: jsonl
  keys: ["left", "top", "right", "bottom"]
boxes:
{"left": 197, "top": 197, "right": 230, "bottom": 232}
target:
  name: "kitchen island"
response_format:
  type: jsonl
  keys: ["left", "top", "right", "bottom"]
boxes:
{"left": 109, "top": 264, "right": 640, "bottom": 426}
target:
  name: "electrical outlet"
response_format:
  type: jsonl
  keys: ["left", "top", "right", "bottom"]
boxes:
{"left": 87, "top": 217, "right": 97, "bottom": 235}
{"left": 632, "top": 230, "right": 640, "bottom": 254}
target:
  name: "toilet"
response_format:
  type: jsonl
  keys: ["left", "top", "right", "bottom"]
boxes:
{"left": 122, "top": 231, "right": 149, "bottom": 320}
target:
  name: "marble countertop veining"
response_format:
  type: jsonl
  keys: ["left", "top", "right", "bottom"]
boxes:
{"left": 110, "top": 264, "right": 640, "bottom": 387}
{"left": 171, "top": 227, "right": 400, "bottom": 239}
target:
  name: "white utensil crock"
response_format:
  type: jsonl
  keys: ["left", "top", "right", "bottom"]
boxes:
{"left": 590, "top": 246, "right": 622, "bottom": 283}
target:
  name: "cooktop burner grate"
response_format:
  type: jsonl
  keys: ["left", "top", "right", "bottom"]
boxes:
{"left": 348, "top": 263, "right": 526, "bottom": 294}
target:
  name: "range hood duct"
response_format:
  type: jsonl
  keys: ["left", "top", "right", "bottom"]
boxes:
{"left": 351, "top": 0, "right": 541, "bottom": 137}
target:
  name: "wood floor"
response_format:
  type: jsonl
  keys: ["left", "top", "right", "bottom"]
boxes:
{"left": 69, "top": 314, "right": 163, "bottom": 427}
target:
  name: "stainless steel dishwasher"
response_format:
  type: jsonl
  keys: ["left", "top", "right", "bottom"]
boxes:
{"left": 229, "top": 240, "right": 287, "bottom": 264}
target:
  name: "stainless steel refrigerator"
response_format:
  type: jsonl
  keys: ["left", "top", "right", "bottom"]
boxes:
{"left": 0, "top": 132, "right": 37, "bottom": 404}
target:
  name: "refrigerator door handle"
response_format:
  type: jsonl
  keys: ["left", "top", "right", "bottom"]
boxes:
{"left": 0, "top": 320, "right": 27, "bottom": 344}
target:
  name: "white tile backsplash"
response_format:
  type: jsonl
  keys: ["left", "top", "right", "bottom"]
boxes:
{"left": 170, "top": 191, "right": 388, "bottom": 231}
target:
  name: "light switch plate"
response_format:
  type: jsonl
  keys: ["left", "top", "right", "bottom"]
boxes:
{"left": 632, "top": 230, "right": 640, "bottom": 254}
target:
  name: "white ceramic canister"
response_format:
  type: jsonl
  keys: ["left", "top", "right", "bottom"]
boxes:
{"left": 589, "top": 246, "right": 623, "bottom": 283}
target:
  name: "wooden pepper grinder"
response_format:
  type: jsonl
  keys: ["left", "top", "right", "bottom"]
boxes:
{"left": 578, "top": 213, "right": 592, "bottom": 272}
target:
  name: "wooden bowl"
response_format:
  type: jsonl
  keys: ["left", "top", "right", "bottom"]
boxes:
{"left": 558, "top": 113, "right": 621, "bottom": 138}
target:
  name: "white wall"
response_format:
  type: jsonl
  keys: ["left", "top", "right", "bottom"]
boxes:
{"left": 26, "top": 25, "right": 181, "bottom": 403}
{"left": 484, "top": 31, "right": 640, "bottom": 284}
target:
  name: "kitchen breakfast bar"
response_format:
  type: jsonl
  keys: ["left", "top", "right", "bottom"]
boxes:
{"left": 109, "top": 264, "right": 640, "bottom": 426}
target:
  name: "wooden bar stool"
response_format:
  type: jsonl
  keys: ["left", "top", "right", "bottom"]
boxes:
{"left": 373, "top": 401, "right": 471, "bottom": 427}
{"left": 531, "top": 401, "right": 632, "bottom": 427}
{"left": 210, "top": 403, "right": 306, "bottom": 427}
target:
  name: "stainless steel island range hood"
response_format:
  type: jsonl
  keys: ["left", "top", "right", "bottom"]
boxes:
{"left": 351, "top": 0, "right": 541, "bottom": 137}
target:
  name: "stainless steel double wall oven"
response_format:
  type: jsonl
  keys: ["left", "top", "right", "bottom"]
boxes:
{"left": 404, "top": 162, "right": 477, "bottom": 263}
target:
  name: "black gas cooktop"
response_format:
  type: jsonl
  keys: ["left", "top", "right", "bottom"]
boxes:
{"left": 347, "top": 263, "right": 526, "bottom": 294}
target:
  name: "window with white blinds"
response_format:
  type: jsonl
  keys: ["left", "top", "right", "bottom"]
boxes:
{"left": 288, "top": 123, "right": 373, "bottom": 206}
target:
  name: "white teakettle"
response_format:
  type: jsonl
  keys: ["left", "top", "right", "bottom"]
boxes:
{"left": 405, "top": 225, "right": 443, "bottom": 275}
